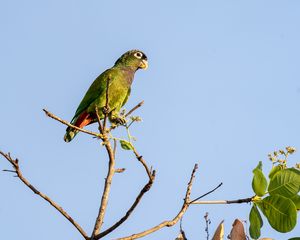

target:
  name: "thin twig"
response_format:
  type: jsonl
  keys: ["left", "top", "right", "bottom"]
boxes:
{"left": 191, "top": 197, "right": 253, "bottom": 205}
{"left": 0, "top": 151, "right": 89, "bottom": 240}
{"left": 189, "top": 182, "right": 223, "bottom": 204}
{"left": 179, "top": 218, "right": 188, "bottom": 240}
{"left": 204, "top": 212, "right": 210, "bottom": 240}
{"left": 113, "top": 138, "right": 117, "bottom": 158}
{"left": 125, "top": 101, "right": 144, "bottom": 118}
{"left": 132, "top": 148, "right": 152, "bottom": 179}
{"left": 2, "top": 169, "right": 17, "bottom": 173}
{"left": 43, "top": 109, "right": 102, "bottom": 139}
{"left": 115, "top": 164, "right": 198, "bottom": 240}
{"left": 115, "top": 168, "right": 126, "bottom": 173}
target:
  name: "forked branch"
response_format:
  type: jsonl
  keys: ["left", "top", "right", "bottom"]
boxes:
{"left": 115, "top": 164, "right": 198, "bottom": 240}
{"left": 96, "top": 149, "right": 156, "bottom": 239}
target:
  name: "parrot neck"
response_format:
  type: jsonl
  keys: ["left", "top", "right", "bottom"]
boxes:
{"left": 117, "top": 66, "right": 136, "bottom": 84}
{"left": 114, "top": 63, "right": 139, "bottom": 72}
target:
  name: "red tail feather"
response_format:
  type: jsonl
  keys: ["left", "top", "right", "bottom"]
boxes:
{"left": 75, "top": 112, "right": 94, "bottom": 128}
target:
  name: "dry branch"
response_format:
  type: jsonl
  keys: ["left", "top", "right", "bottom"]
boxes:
{"left": 125, "top": 101, "right": 144, "bottom": 118}
{"left": 91, "top": 88, "right": 115, "bottom": 238}
{"left": 191, "top": 197, "right": 253, "bottom": 205}
{"left": 189, "top": 182, "right": 223, "bottom": 204}
{"left": 0, "top": 151, "right": 89, "bottom": 240}
{"left": 95, "top": 150, "right": 156, "bottom": 239}
{"left": 115, "top": 164, "right": 198, "bottom": 240}
{"left": 43, "top": 105, "right": 155, "bottom": 240}
{"left": 43, "top": 109, "right": 102, "bottom": 139}
{"left": 91, "top": 138, "right": 115, "bottom": 238}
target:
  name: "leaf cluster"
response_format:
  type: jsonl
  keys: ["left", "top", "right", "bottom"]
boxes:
{"left": 249, "top": 147, "right": 300, "bottom": 239}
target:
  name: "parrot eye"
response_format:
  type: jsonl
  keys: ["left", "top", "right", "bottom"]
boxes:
{"left": 134, "top": 52, "right": 143, "bottom": 59}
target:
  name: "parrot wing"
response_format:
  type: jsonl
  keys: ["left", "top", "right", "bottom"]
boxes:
{"left": 70, "top": 68, "right": 114, "bottom": 123}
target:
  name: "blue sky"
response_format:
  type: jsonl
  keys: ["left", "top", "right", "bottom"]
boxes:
{"left": 1, "top": 1, "right": 300, "bottom": 239}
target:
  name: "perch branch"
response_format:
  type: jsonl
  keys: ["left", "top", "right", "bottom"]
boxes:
{"left": 91, "top": 86, "right": 115, "bottom": 238}
{"left": 43, "top": 109, "right": 102, "bottom": 139}
{"left": 115, "top": 164, "right": 198, "bottom": 240}
{"left": 109, "top": 101, "right": 145, "bottom": 132}
{"left": 0, "top": 151, "right": 89, "bottom": 240}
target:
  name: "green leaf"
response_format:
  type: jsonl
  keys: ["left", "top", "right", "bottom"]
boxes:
{"left": 120, "top": 140, "right": 134, "bottom": 150}
{"left": 257, "top": 195, "right": 297, "bottom": 232}
{"left": 268, "top": 168, "right": 300, "bottom": 198}
{"left": 249, "top": 204, "right": 263, "bottom": 239}
{"left": 288, "top": 238, "right": 300, "bottom": 240}
{"left": 252, "top": 161, "right": 268, "bottom": 196}
{"left": 269, "top": 165, "right": 283, "bottom": 179}
{"left": 291, "top": 194, "right": 300, "bottom": 210}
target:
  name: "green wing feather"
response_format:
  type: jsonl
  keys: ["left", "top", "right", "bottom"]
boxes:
{"left": 71, "top": 69, "right": 112, "bottom": 123}
{"left": 122, "top": 88, "right": 131, "bottom": 107}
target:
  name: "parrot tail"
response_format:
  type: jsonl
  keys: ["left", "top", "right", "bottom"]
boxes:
{"left": 63, "top": 111, "right": 94, "bottom": 143}
{"left": 64, "top": 128, "right": 78, "bottom": 142}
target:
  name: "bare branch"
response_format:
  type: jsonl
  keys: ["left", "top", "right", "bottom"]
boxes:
{"left": 191, "top": 197, "right": 253, "bottom": 205}
{"left": 125, "top": 101, "right": 144, "bottom": 118}
{"left": 91, "top": 138, "right": 115, "bottom": 238}
{"left": 113, "top": 138, "right": 117, "bottom": 158}
{"left": 91, "top": 80, "right": 115, "bottom": 238}
{"left": 203, "top": 212, "right": 211, "bottom": 240}
{"left": 132, "top": 148, "right": 152, "bottom": 179}
{"left": 93, "top": 138, "right": 155, "bottom": 239}
{"left": 43, "top": 109, "right": 102, "bottom": 139}
{"left": 179, "top": 218, "right": 188, "bottom": 240}
{"left": 115, "top": 164, "right": 198, "bottom": 240}
{"left": 115, "top": 168, "right": 126, "bottom": 173}
{"left": 0, "top": 151, "right": 89, "bottom": 240}
{"left": 3, "top": 169, "right": 17, "bottom": 173}
{"left": 96, "top": 170, "right": 155, "bottom": 239}
{"left": 189, "top": 182, "right": 223, "bottom": 204}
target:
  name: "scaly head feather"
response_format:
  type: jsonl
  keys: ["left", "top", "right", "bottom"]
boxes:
{"left": 114, "top": 49, "right": 148, "bottom": 71}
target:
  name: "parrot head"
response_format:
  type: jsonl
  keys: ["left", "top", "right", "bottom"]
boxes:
{"left": 114, "top": 49, "right": 148, "bottom": 70}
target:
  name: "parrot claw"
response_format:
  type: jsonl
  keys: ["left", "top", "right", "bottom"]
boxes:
{"left": 102, "top": 106, "right": 110, "bottom": 115}
{"left": 111, "top": 116, "right": 127, "bottom": 125}
{"left": 115, "top": 117, "right": 127, "bottom": 125}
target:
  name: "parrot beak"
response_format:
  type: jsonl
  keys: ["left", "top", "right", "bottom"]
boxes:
{"left": 139, "top": 59, "right": 148, "bottom": 70}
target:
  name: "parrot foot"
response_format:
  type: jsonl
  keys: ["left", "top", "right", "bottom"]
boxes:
{"left": 102, "top": 106, "right": 110, "bottom": 115}
{"left": 111, "top": 116, "right": 127, "bottom": 125}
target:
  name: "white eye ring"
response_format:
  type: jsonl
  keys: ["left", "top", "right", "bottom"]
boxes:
{"left": 134, "top": 52, "right": 143, "bottom": 59}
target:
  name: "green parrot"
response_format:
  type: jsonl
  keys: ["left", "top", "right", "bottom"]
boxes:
{"left": 64, "top": 49, "right": 148, "bottom": 142}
